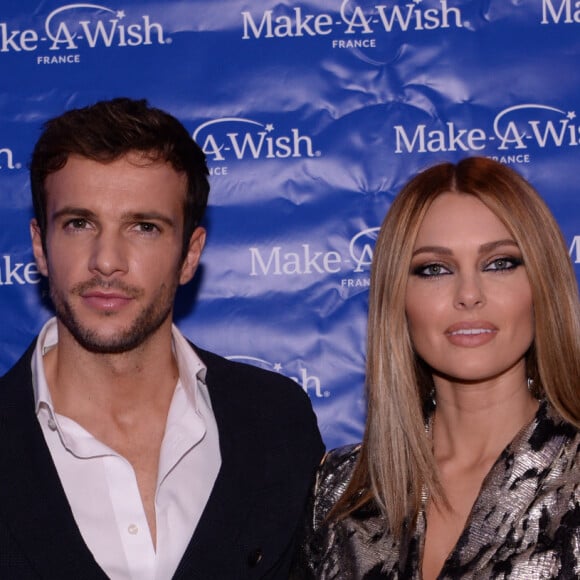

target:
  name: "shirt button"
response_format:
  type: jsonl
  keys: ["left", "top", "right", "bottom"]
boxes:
{"left": 128, "top": 524, "right": 139, "bottom": 535}
{"left": 47, "top": 418, "right": 57, "bottom": 431}
{"left": 247, "top": 548, "right": 263, "bottom": 567}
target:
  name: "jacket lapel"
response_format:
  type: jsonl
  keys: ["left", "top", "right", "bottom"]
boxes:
{"left": 0, "top": 343, "right": 108, "bottom": 579}
{"left": 172, "top": 348, "right": 257, "bottom": 579}
{"left": 443, "top": 402, "right": 576, "bottom": 574}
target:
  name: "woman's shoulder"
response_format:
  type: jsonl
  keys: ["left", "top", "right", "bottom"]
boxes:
{"left": 534, "top": 402, "right": 580, "bottom": 468}
{"left": 310, "top": 443, "right": 361, "bottom": 528}
{"left": 321, "top": 443, "right": 361, "bottom": 475}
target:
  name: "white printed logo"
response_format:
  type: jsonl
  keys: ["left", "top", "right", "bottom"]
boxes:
{"left": 227, "top": 355, "right": 328, "bottom": 398}
{"left": 249, "top": 244, "right": 342, "bottom": 276}
{"left": 0, "top": 3, "right": 168, "bottom": 63}
{"left": 541, "top": 0, "right": 580, "bottom": 24}
{"left": 0, "top": 256, "right": 41, "bottom": 286}
{"left": 394, "top": 103, "right": 579, "bottom": 159}
{"left": 249, "top": 226, "right": 380, "bottom": 280}
{"left": 569, "top": 236, "right": 580, "bottom": 264}
{"left": 0, "top": 147, "right": 20, "bottom": 170}
{"left": 241, "top": 0, "right": 465, "bottom": 42}
{"left": 349, "top": 227, "right": 380, "bottom": 272}
{"left": 193, "top": 117, "right": 319, "bottom": 168}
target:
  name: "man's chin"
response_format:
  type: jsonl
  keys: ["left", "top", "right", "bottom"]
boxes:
{"left": 75, "top": 335, "right": 146, "bottom": 355}
{"left": 54, "top": 300, "right": 174, "bottom": 355}
{"left": 60, "top": 322, "right": 149, "bottom": 355}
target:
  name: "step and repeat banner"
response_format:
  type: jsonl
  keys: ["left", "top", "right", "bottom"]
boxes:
{"left": 0, "top": 0, "right": 579, "bottom": 448}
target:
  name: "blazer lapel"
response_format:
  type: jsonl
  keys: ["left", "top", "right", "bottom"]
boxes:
{"left": 172, "top": 349, "right": 257, "bottom": 579}
{"left": 0, "top": 344, "right": 107, "bottom": 579}
{"left": 443, "top": 402, "right": 576, "bottom": 575}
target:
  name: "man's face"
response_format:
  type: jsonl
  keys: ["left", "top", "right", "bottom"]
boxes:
{"left": 31, "top": 153, "right": 205, "bottom": 354}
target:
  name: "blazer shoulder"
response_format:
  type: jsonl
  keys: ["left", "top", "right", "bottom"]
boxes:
{"left": 0, "top": 340, "right": 36, "bottom": 382}
{"left": 192, "top": 343, "right": 325, "bottom": 464}
{"left": 193, "top": 344, "right": 317, "bottom": 413}
{"left": 312, "top": 444, "right": 361, "bottom": 523}
{"left": 0, "top": 340, "right": 37, "bottom": 410}
{"left": 321, "top": 443, "right": 361, "bottom": 479}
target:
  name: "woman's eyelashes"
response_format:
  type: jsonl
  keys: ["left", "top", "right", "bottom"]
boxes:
{"left": 411, "top": 255, "right": 524, "bottom": 278}
{"left": 483, "top": 256, "right": 524, "bottom": 272}
{"left": 411, "top": 262, "right": 451, "bottom": 278}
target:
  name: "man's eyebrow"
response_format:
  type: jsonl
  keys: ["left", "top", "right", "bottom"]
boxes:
{"left": 51, "top": 207, "right": 96, "bottom": 222}
{"left": 123, "top": 212, "right": 177, "bottom": 227}
{"left": 412, "top": 239, "right": 519, "bottom": 257}
{"left": 50, "top": 208, "right": 177, "bottom": 228}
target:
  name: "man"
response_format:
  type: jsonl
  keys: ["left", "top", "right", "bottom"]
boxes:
{"left": 0, "top": 98, "right": 324, "bottom": 579}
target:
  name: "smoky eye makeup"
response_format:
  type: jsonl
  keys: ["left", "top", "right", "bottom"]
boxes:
{"left": 410, "top": 261, "right": 452, "bottom": 278}
{"left": 483, "top": 255, "right": 524, "bottom": 272}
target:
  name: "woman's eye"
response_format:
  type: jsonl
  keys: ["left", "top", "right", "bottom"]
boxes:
{"left": 412, "top": 263, "right": 451, "bottom": 278}
{"left": 484, "top": 257, "right": 523, "bottom": 271}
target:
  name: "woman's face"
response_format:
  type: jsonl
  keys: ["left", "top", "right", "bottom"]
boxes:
{"left": 405, "top": 192, "right": 534, "bottom": 385}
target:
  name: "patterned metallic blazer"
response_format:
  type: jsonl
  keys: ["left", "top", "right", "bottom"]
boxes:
{"left": 292, "top": 401, "right": 580, "bottom": 579}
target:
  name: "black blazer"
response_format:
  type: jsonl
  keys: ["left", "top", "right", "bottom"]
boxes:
{"left": 0, "top": 340, "right": 325, "bottom": 579}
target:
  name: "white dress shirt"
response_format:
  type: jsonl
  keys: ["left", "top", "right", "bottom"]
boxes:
{"left": 32, "top": 318, "right": 221, "bottom": 580}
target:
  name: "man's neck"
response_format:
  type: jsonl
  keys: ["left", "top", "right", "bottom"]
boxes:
{"left": 43, "top": 320, "right": 179, "bottom": 423}
{"left": 42, "top": 320, "right": 181, "bottom": 549}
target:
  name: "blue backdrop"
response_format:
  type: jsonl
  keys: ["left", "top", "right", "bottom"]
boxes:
{"left": 1, "top": 0, "right": 579, "bottom": 448}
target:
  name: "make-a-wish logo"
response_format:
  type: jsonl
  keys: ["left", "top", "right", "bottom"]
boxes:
{"left": 193, "top": 117, "right": 319, "bottom": 165}
{"left": 569, "top": 235, "right": 580, "bottom": 264}
{"left": 0, "top": 256, "right": 41, "bottom": 286}
{"left": 349, "top": 227, "right": 380, "bottom": 273}
{"left": 0, "top": 3, "right": 168, "bottom": 60}
{"left": 338, "top": 226, "right": 380, "bottom": 290}
{"left": 226, "top": 355, "right": 329, "bottom": 398}
{"left": 0, "top": 146, "right": 21, "bottom": 170}
{"left": 394, "top": 104, "right": 580, "bottom": 158}
{"left": 541, "top": 0, "right": 580, "bottom": 24}
{"left": 241, "top": 0, "right": 465, "bottom": 40}
{"left": 248, "top": 226, "right": 380, "bottom": 283}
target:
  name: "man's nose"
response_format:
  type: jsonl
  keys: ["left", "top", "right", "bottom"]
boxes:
{"left": 88, "top": 231, "right": 128, "bottom": 277}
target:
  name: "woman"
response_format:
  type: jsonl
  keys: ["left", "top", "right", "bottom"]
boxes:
{"left": 293, "top": 157, "right": 580, "bottom": 579}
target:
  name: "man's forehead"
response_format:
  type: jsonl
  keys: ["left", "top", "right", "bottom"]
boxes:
{"left": 57, "top": 150, "right": 176, "bottom": 170}
{"left": 44, "top": 153, "right": 188, "bottom": 211}
{"left": 45, "top": 153, "right": 185, "bottom": 185}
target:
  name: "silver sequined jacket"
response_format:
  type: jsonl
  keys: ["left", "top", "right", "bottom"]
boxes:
{"left": 292, "top": 402, "right": 580, "bottom": 579}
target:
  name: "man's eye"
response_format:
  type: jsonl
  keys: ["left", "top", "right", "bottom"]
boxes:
{"left": 136, "top": 223, "right": 159, "bottom": 233}
{"left": 65, "top": 218, "right": 88, "bottom": 230}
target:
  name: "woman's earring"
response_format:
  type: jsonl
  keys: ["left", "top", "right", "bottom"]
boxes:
{"left": 527, "top": 377, "right": 539, "bottom": 398}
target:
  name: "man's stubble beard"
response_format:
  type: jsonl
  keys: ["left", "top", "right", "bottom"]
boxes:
{"left": 49, "top": 275, "right": 180, "bottom": 355}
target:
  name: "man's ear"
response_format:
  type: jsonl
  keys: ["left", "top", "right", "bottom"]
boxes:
{"left": 30, "top": 219, "right": 48, "bottom": 277}
{"left": 179, "top": 226, "right": 206, "bottom": 285}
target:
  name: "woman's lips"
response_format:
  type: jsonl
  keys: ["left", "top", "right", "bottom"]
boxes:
{"left": 445, "top": 322, "right": 498, "bottom": 347}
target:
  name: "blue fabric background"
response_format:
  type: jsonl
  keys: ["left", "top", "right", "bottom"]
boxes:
{"left": 0, "top": 0, "right": 578, "bottom": 448}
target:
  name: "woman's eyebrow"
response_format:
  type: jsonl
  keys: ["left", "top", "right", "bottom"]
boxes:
{"left": 412, "top": 239, "right": 518, "bottom": 258}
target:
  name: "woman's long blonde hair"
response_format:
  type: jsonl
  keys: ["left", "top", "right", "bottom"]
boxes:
{"left": 331, "top": 156, "right": 580, "bottom": 537}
